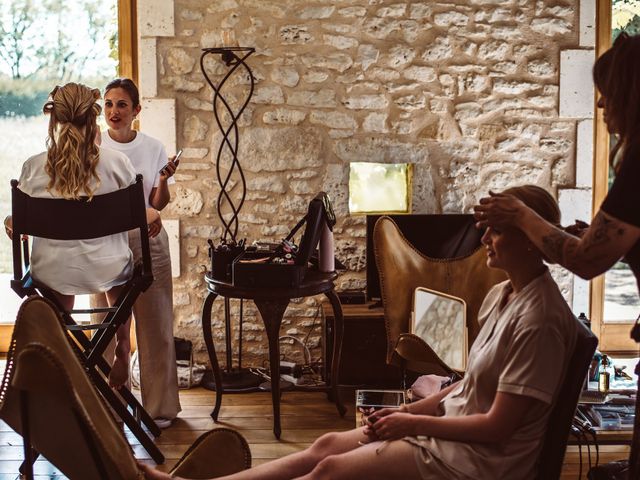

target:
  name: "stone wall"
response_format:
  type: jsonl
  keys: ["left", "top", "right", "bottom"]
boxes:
{"left": 141, "top": 0, "right": 595, "bottom": 367}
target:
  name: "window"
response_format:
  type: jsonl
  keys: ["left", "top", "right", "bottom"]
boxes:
{"left": 348, "top": 162, "right": 412, "bottom": 214}
{"left": 591, "top": 0, "right": 640, "bottom": 352}
{"left": 0, "top": 0, "right": 135, "bottom": 349}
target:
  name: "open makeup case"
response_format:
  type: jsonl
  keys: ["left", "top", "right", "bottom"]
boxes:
{"left": 209, "top": 192, "right": 340, "bottom": 288}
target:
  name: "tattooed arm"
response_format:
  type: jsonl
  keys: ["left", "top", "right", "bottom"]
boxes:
{"left": 475, "top": 193, "right": 640, "bottom": 279}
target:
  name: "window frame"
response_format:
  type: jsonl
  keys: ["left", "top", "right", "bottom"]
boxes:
{"left": 590, "top": 0, "right": 638, "bottom": 354}
{"left": 0, "top": 0, "right": 138, "bottom": 353}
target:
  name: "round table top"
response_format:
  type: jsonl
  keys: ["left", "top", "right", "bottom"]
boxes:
{"left": 205, "top": 269, "right": 338, "bottom": 300}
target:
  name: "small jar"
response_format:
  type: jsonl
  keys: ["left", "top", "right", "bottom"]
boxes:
{"left": 598, "top": 354, "right": 611, "bottom": 393}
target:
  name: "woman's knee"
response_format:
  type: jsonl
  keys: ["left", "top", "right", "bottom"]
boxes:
{"left": 308, "top": 455, "right": 342, "bottom": 480}
{"left": 309, "top": 431, "right": 343, "bottom": 459}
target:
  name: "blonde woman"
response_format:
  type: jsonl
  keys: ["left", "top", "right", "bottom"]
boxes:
{"left": 4, "top": 82, "right": 161, "bottom": 388}
{"left": 141, "top": 186, "right": 578, "bottom": 480}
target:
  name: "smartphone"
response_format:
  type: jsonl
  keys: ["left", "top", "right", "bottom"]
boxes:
{"left": 159, "top": 149, "right": 183, "bottom": 175}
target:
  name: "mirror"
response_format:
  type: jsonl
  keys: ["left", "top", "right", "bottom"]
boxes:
{"left": 412, "top": 287, "right": 467, "bottom": 371}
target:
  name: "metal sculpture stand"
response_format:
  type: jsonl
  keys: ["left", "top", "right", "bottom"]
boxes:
{"left": 200, "top": 46, "right": 261, "bottom": 391}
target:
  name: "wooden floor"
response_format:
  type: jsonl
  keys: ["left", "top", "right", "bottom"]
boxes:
{"left": 0, "top": 386, "right": 631, "bottom": 479}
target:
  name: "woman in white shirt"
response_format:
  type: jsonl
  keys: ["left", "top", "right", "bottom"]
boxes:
{"left": 4, "top": 82, "right": 161, "bottom": 390}
{"left": 93, "top": 78, "right": 181, "bottom": 429}
{"left": 140, "top": 185, "right": 578, "bottom": 480}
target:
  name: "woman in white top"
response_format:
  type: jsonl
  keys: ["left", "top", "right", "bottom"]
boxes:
{"left": 140, "top": 185, "right": 578, "bottom": 480}
{"left": 4, "top": 82, "right": 161, "bottom": 389}
{"left": 92, "top": 78, "right": 181, "bottom": 428}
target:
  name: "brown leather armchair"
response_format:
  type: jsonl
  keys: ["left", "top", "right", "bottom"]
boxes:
{"left": 373, "top": 216, "right": 506, "bottom": 375}
{"left": 0, "top": 296, "right": 251, "bottom": 480}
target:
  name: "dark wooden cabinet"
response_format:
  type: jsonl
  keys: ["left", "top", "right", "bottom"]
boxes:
{"left": 322, "top": 302, "right": 400, "bottom": 388}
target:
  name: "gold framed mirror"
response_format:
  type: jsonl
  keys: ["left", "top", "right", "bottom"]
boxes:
{"left": 412, "top": 287, "right": 468, "bottom": 371}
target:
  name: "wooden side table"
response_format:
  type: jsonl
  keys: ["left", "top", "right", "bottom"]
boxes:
{"left": 202, "top": 270, "right": 347, "bottom": 438}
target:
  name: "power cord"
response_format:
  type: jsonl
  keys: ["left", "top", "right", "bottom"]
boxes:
{"left": 570, "top": 424, "right": 584, "bottom": 479}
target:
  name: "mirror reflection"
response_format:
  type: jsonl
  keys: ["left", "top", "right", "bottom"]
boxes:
{"left": 412, "top": 287, "right": 467, "bottom": 371}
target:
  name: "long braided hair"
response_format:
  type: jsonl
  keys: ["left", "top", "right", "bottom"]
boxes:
{"left": 43, "top": 82, "right": 102, "bottom": 199}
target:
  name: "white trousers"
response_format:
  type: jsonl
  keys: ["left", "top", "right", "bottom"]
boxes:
{"left": 92, "top": 226, "right": 181, "bottom": 420}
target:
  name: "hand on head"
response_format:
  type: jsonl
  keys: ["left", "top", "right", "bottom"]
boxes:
{"left": 473, "top": 191, "right": 527, "bottom": 230}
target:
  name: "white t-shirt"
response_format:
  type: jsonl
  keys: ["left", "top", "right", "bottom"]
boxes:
{"left": 18, "top": 148, "right": 136, "bottom": 295}
{"left": 101, "top": 131, "right": 174, "bottom": 207}
{"left": 407, "top": 269, "right": 578, "bottom": 479}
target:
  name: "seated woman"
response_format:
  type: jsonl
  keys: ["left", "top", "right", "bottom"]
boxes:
{"left": 4, "top": 82, "right": 161, "bottom": 388}
{"left": 140, "top": 185, "right": 578, "bottom": 480}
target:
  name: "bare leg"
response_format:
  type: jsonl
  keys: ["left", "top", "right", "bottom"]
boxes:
{"left": 106, "top": 285, "right": 130, "bottom": 389}
{"left": 51, "top": 292, "right": 74, "bottom": 312}
{"left": 212, "top": 428, "right": 371, "bottom": 480}
{"left": 296, "top": 439, "right": 420, "bottom": 480}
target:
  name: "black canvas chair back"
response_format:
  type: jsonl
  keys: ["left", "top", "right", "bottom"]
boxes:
{"left": 9, "top": 174, "right": 164, "bottom": 464}
{"left": 11, "top": 174, "right": 151, "bottom": 297}
{"left": 536, "top": 320, "right": 598, "bottom": 480}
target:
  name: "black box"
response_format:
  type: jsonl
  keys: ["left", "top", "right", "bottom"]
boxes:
{"left": 232, "top": 251, "right": 306, "bottom": 288}
{"left": 323, "top": 303, "right": 400, "bottom": 388}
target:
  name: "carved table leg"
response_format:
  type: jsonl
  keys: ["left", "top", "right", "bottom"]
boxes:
{"left": 325, "top": 289, "right": 346, "bottom": 417}
{"left": 202, "top": 292, "right": 223, "bottom": 421}
{"left": 254, "top": 298, "right": 290, "bottom": 439}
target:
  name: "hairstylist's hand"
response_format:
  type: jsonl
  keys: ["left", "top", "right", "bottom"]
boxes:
{"left": 146, "top": 208, "right": 162, "bottom": 238}
{"left": 564, "top": 219, "right": 589, "bottom": 238}
{"left": 473, "top": 191, "right": 527, "bottom": 229}
{"left": 137, "top": 462, "right": 178, "bottom": 480}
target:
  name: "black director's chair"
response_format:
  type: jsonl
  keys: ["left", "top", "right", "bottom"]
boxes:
{"left": 10, "top": 174, "right": 164, "bottom": 464}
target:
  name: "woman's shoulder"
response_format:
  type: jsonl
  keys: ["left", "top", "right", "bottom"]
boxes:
{"left": 18, "top": 151, "right": 48, "bottom": 187}
{"left": 99, "top": 146, "right": 133, "bottom": 166}
{"left": 98, "top": 147, "right": 136, "bottom": 181}
{"left": 517, "top": 273, "right": 576, "bottom": 329}
{"left": 23, "top": 151, "right": 47, "bottom": 168}
{"left": 135, "top": 131, "right": 165, "bottom": 149}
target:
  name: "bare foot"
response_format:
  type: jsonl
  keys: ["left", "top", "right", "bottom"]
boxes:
{"left": 109, "top": 341, "right": 130, "bottom": 389}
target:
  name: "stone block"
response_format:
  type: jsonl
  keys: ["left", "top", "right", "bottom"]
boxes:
{"left": 138, "top": 0, "right": 174, "bottom": 37}
{"left": 576, "top": 119, "right": 594, "bottom": 188}
{"left": 138, "top": 38, "right": 157, "bottom": 98}
{"left": 558, "top": 188, "right": 592, "bottom": 229}
{"left": 140, "top": 99, "right": 176, "bottom": 155}
{"left": 572, "top": 276, "right": 590, "bottom": 317}
{"left": 559, "top": 49, "right": 595, "bottom": 118}
{"left": 164, "top": 219, "right": 180, "bottom": 278}
{"left": 580, "top": 0, "right": 596, "bottom": 47}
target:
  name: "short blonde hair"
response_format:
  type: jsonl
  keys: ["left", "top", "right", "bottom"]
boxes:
{"left": 43, "top": 82, "right": 102, "bottom": 199}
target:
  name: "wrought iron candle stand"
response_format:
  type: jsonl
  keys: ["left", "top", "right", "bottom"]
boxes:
{"left": 200, "top": 46, "right": 261, "bottom": 390}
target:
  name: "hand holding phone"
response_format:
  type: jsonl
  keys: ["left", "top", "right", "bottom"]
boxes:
{"left": 159, "top": 149, "right": 182, "bottom": 177}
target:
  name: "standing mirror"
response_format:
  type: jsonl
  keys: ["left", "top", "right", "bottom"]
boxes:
{"left": 412, "top": 287, "right": 467, "bottom": 371}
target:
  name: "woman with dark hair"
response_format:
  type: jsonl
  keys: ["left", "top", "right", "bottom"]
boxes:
{"left": 91, "top": 77, "right": 181, "bottom": 428}
{"left": 140, "top": 185, "right": 578, "bottom": 480}
{"left": 474, "top": 32, "right": 640, "bottom": 476}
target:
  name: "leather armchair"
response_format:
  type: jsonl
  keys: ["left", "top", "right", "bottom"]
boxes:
{"left": 373, "top": 216, "right": 506, "bottom": 373}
